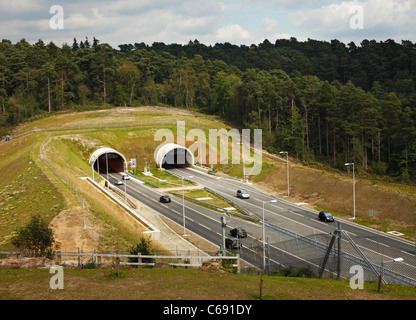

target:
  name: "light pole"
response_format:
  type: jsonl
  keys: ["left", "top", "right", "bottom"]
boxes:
{"left": 378, "top": 257, "right": 404, "bottom": 292}
{"left": 279, "top": 151, "right": 289, "bottom": 196}
{"left": 106, "top": 153, "right": 109, "bottom": 188}
{"left": 124, "top": 162, "right": 127, "bottom": 203}
{"left": 262, "top": 199, "right": 277, "bottom": 270}
{"left": 182, "top": 175, "right": 193, "bottom": 236}
{"left": 238, "top": 142, "right": 247, "bottom": 183}
{"left": 345, "top": 163, "right": 355, "bottom": 219}
{"left": 197, "top": 141, "right": 203, "bottom": 168}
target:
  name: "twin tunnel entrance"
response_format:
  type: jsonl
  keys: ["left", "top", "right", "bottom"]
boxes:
{"left": 89, "top": 143, "right": 195, "bottom": 175}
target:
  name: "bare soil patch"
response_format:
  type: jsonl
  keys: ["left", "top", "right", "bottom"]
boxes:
{"left": 49, "top": 207, "right": 97, "bottom": 253}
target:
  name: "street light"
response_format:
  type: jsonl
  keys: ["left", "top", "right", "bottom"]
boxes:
{"left": 182, "top": 175, "right": 193, "bottom": 236}
{"left": 262, "top": 199, "right": 278, "bottom": 270}
{"left": 124, "top": 162, "right": 127, "bottom": 204}
{"left": 196, "top": 141, "right": 203, "bottom": 169}
{"left": 345, "top": 163, "right": 355, "bottom": 219}
{"left": 279, "top": 151, "right": 289, "bottom": 196}
{"left": 238, "top": 142, "right": 247, "bottom": 183}
{"left": 378, "top": 257, "right": 404, "bottom": 292}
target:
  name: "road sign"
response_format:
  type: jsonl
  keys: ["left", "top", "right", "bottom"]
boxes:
{"left": 131, "top": 158, "right": 136, "bottom": 168}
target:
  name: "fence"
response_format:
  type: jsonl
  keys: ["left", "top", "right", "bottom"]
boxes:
{"left": 0, "top": 250, "right": 241, "bottom": 271}
{"left": 255, "top": 221, "right": 416, "bottom": 287}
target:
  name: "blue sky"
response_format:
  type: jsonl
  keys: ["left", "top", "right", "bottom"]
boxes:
{"left": 0, "top": 0, "right": 415, "bottom": 47}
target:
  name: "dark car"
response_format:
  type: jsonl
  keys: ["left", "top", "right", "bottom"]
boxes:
{"left": 160, "top": 195, "right": 171, "bottom": 203}
{"left": 225, "top": 237, "right": 242, "bottom": 250}
{"left": 230, "top": 227, "right": 247, "bottom": 238}
{"left": 318, "top": 211, "right": 334, "bottom": 222}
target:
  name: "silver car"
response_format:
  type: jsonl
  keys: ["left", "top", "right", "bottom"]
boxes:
{"left": 237, "top": 189, "right": 249, "bottom": 199}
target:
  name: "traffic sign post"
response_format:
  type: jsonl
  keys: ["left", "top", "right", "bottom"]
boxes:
{"left": 131, "top": 158, "right": 136, "bottom": 174}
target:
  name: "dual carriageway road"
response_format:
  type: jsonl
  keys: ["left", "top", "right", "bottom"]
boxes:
{"left": 106, "top": 167, "right": 416, "bottom": 283}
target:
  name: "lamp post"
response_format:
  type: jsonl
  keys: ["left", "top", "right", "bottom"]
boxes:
{"left": 238, "top": 142, "right": 247, "bottom": 183}
{"left": 345, "top": 163, "right": 355, "bottom": 219}
{"left": 378, "top": 257, "right": 404, "bottom": 292}
{"left": 124, "top": 162, "right": 127, "bottom": 203}
{"left": 106, "top": 153, "right": 109, "bottom": 189}
{"left": 279, "top": 151, "right": 289, "bottom": 196}
{"left": 197, "top": 141, "right": 203, "bottom": 168}
{"left": 182, "top": 175, "right": 193, "bottom": 236}
{"left": 262, "top": 199, "right": 278, "bottom": 270}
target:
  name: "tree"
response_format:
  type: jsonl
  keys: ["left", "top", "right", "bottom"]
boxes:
{"left": 12, "top": 214, "right": 56, "bottom": 256}
{"left": 40, "top": 62, "right": 56, "bottom": 112}
{"left": 72, "top": 38, "right": 79, "bottom": 51}
{"left": 116, "top": 60, "right": 141, "bottom": 105}
{"left": 128, "top": 237, "right": 154, "bottom": 265}
{"left": 92, "top": 43, "right": 115, "bottom": 104}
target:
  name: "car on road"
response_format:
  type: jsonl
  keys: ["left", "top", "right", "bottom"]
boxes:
{"left": 225, "top": 237, "right": 242, "bottom": 250}
{"left": 230, "top": 227, "right": 247, "bottom": 238}
{"left": 121, "top": 173, "right": 130, "bottom": 180}
{"left": 236, "top": 189, "right": 250, "bottom": 199}
{"left": 318, "top": 211, "right": 334, "bottom": 222}
{"left": 114, "top": 179, "right": 123, "bottom": 185}
{"left": 160, "top": 195, "right": 171, "bottom": 203}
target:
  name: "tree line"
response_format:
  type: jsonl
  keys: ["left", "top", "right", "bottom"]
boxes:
{"left": 0, "top": 37, "right": 415, "bottom": 181}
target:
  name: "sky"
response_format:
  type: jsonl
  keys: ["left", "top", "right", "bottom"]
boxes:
{"left": 0, "top": 0, "right": 415, "bottom": 48}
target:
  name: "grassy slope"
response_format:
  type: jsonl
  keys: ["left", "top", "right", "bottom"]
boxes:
{"left": 0, "top": 267, "right": 415, "bottom": 300}
{"left": 0, "top": 133, "right": 65, "bottom": 250}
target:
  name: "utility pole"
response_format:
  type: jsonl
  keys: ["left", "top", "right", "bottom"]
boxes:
{"left": 221, "top": 212, "right": 231, "bottom": 255}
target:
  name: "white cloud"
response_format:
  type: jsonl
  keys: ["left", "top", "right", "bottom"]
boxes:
{"left": 288, "top": 0, "right": 416, "bottom": 42}
{"left": 215, "top": 24, "right": 252, "bottom": 43}
{"left": 1, "top": 0, "right": 415, "bottom": 46}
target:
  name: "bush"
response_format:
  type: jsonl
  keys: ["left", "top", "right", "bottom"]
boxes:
{"left": 128, "top": 237, "right": 154, "bottom": 266}
{"left": 271, "top": 266, "right": 316, "bottom": 278}
{"left": 11, "top": 214, "right": 56, "bottom": 257}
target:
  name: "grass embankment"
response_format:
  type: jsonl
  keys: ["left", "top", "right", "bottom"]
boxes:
{"left": 0, "top": 133, "right": 65, "bottom": 250}
{"left": 0, "top": 267, "right": 415, "bottom": 300}
{"left": 0, "top": 107, "right": 233, "bottom": 254}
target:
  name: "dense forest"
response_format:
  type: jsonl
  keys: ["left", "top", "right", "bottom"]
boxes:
{"left": 1, "top": 36, "right": 416, "bottom": 181}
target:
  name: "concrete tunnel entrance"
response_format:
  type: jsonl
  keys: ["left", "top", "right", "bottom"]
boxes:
{"left": 89, "top": 147, "right": 127, "bottom": 174}
{"left": 155, "top": 143, "right": 195, "bottom": 169}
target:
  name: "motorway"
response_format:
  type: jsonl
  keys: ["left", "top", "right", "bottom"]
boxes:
{"left": 105, "top": 172, "right": 267, "bottom": 269}
{"left": 106, "top": 167, "right": 416, "bottom": 284}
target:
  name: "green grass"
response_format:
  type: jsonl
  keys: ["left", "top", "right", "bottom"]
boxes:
{"left": 169, "top": 188, "right": 234, "bottom": 213}
{"left": 0, "top": 134, "right": 65, "bottom": 250}
{"left": 0, "top": 267, "right": 415, "bottom": 300}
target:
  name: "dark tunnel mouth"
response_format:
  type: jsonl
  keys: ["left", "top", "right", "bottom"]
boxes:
{"left": 161, "top": 148, "right": 194, "bottom": 169}
{"left": 93, "top": 152, "right": 126, "bottom": 174}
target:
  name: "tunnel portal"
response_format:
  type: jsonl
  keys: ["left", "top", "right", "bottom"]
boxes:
{"left": 89, "top": 147, "right": 127, "bottom": 174}
{"left": 155, "top": 143, "right": 195, "bottom": 169}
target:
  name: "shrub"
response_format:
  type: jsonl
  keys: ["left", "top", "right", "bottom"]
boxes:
{"left": 271, "top": 266, "right": 316, "bottom": 278}
{"left": 11, "top": 214, "right": 56, "bottom": 257}
{"left": 128, "top": 237, "right": 154, "bottom": 266}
